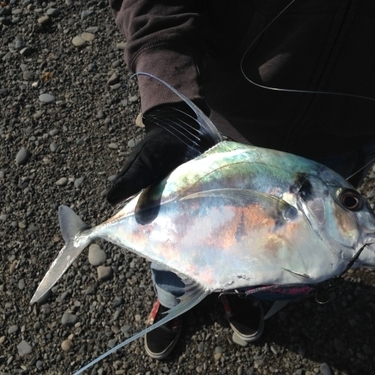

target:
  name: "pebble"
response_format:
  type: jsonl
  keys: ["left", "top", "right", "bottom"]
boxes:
{"left": 55, "top": 177, "right": 68, "bottom": 186}
{"left": 135, "top": 113, "right": 145, "bottom": 128}
{"left": 81, "top": 10, "right": 94, "bottom": 19}
{"left": 39, "top": 93, "right": 55, "bottom": 104}
{"left": 97, "top": 266, "right": 112, "bottom": 280}
{"left": 18, "top": 278, "right": 25, "bottom": 290}
{"left": 127, "top": 139, "right": 138, "bottom": 148}
{"left": 49, "top": 128, "right": 59, "bottom": 136}
{"left": 320, "top": 363, "right": 333, "bottom": 375}
{"left": 72, "top": 36, "right": 86, "bottom": 48}
{"left": 15, "top": 148, "right": 30, "bottom": 165}
{"left": 61, "top": 339, "right": 73, "bottom": 352}
{"left": 20, "top": 47, "right": 32, "bottom": 56}
{"left": 8, "top": 325, "right": 19, "bottom": 334}
{"left": 81, "top": 32, "right": 95, "bottom": 42}
{"left": 17, "top": 340, "right": 32, "bottom": 356}
{"left": 50, "top": 142, "right": 58, "bottom": 152}
{"left": 61, "top": 312, "right": 79, "bottom": 326}
{"left": 46, "top": 8, "right": 60, "bottom": 17}
{"left": 37, "top": 16, "right": 50, "bottom": 25}
{"left": 107, "top": 72, "right": 119, "bottom": 86}
{"left": 116, "top": 42, "right": 127, "bottom": 50}
{"left": 74, "top": 177, "right": 84, "bottom": 189}
{"left": 88, "top": 244, "right": 107, "bottom": 266}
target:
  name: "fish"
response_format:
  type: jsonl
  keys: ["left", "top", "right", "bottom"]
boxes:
{"left": 30, "top": 74, "right": 375, "bottom": 374}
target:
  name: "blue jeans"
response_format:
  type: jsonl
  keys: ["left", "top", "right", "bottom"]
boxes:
{"left": 152, "top": 138, "right": 375, "bottom": 308}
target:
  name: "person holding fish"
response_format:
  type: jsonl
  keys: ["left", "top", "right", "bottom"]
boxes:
{"left": 107, "top": 0, "right": 375, "bottom": 360}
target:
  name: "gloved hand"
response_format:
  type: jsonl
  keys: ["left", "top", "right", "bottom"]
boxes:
{"left": 106, "top": 102, "right": 212, "bottom": 205}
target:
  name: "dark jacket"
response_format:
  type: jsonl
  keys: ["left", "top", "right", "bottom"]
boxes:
{"left": 109, "top": 0, "right": 375, "bottom": 159}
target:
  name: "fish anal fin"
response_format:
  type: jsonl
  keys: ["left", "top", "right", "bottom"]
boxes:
{"left": 72, "top": 280, "right": 211, "bottom": 375}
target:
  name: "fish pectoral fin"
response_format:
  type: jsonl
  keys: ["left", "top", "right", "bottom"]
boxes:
{"left": 264, "top": 300, "right": 290, "bottom": 320}
{"left": 282, "top": 268, "right": 310, "bottom": 281}
{"left": 72, "top": 281, "right": 211, "bottom": 375}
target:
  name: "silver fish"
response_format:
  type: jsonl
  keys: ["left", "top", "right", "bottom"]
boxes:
{"left": 30, "top": 74, "right": 375, "bottom": 374}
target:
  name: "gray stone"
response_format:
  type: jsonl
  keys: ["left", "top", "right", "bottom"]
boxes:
{"left": 97, "top": 266, "right": 112, "bottom": 280}
{"left": 39, "top": 93, "right": 55, "bottom": 104}
{"left": 15, "top": 148, "right": 30, "bottom": 165}
{"left": 81, "top": 32, "right": 95, "bottom": 42}
{"left": 72, "top": 36, "right": 86, "bottom": 47}
{"left": 88, "top": 244, "right": 106, "bottom": 266}
{"left": 17, "top": 340, "right": 32, "bottom": 356}
{"left": 81, "top": 10, "right": 94, "bottom": 19}
{"left": 74, "top": 177, "right": 84, "bottom": 189}
{"left": 320, "top": 363, "right": 333, "bottom": 375}
{"left": 55, "top": 177, "right": 68, "bottom": 186}
{"left": 61, "top": 312, "right": 79, "bottom": 326}
{"left": 38, "top": 15, "right": 50, "bottom": 24}
{"left": 46, "top": 8, "right": 60, "bottom": 17}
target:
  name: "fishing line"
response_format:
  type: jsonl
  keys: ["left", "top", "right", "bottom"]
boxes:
{"left": 240, "top": 0, "right": 375, "bottom": 182}
{"left": 240, "top": 0, "right": 375, "bottom": 103}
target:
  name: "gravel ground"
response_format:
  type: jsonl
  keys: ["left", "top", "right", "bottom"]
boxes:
{"left": 1, "top": 1, "right": 375, "bottom": 375}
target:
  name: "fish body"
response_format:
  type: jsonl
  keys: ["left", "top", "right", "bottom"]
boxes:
{"left": 79, "top": 140, "right": 375, "bottom": 293}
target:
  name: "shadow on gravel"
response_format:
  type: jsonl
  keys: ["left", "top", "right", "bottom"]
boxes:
{"left": 162, "top": 270, "right": 375, "bottom": 375}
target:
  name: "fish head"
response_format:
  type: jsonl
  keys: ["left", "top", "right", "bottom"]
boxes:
{"left": 295, "top": 172, "right": 375, "bottom": 270}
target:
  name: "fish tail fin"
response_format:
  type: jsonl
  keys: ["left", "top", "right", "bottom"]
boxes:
{"left": 30, "top": 206, "right": 91, "bottom": 304}
{"left": 59, "top": 204, "right": 90, "bottom": 242}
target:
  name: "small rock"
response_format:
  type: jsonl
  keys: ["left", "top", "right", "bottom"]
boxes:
{"left": 49, "top": 128, "right": 59, "bottom": 136}
{"left": 20, "top": 47, "right": 32, "bottom": 56}
{"left": 39, "top": 93, "right": 55, "bottom": 104}
{"left": 17, "top": 340, "right": 32, "bottom": 356}
{"left": 107, "top": 72, "right": 119, "bottom": 86}
{"left": 37, "top": 15, "right": 50, "bottom": 24}
{"left": 135, "top": 113, "right": 145, "bottom": 128}
{"left": 72, "top": 36, "right": 86, "bottom": 47}
{"left": 15, "top": 148, "right": 30, "bottom": 165}
{"left": 8, "top": 325, "right": 19, "bottom": 334}
{"left": 50, "top": 142, "right": 58, "bottom": 152}
{"left": 46, "top": 8, "right": 60, "bottom": 17}
{"left": 74, "top": 177, "right": 84, "bottom": 189}
{"left": 61, "top": 339, "right": 73, "bottom": 352}
{"left": 55, "top": 177, "right": 68, "bottom": 186}
{"left": 97, "top": 266, "right": 112, "bottom": 280}
{"left": 81, "top": 10, "right": 94, "bottom": 19}
{"left": 320, "top": 363, "right": 333, "bottom": 375}
{"left": 88, "top": 244, "right": 106, "bottom": 266}
{"left": 61, "top": 312, "right": 79, "bottom": 326}
{"left": 116, "top": 42, "right": 127, "bottom": 50}
{"left": 81, "top": 32, "right": 95, "bottom": 42}
{"left": 18, "top": 278, "right": 25, "bottom": 290}
{"left": 127, "top": 139, "right": 138, "bottom": 148}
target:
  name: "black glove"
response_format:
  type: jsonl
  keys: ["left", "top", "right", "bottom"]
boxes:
{"left": 106, "top": 102, "right": 212, "bottom": 205}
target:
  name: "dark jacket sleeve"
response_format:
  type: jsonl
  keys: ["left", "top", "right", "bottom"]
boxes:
{"left": 109, "top": 0, "right": 207, "bottom": 114}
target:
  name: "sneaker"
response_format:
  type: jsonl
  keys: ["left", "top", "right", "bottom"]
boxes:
{"left": 220, "top": 294, "right": 264, "bottom": 343}
{"left": 144, "top": 300, "right": 183, "bottom": 359}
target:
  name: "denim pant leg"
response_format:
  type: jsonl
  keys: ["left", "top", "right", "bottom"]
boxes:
{"left": 151, "top": 262, "right": 185, "bottom": 309}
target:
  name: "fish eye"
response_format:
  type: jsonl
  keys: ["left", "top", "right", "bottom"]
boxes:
{"left": 339, "top": 189, "right": 363, "bottom": 211}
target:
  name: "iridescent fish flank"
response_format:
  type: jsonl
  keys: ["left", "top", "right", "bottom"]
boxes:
{"left": 30, "top": 74, "right": 375, "bottom": 374}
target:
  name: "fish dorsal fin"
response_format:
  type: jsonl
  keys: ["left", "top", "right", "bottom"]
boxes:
{"left": 72, "top": 279, "right": 210, "bottom": 375}
{"left": 134, "top": 72, "right": 223, "bottom": 146}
